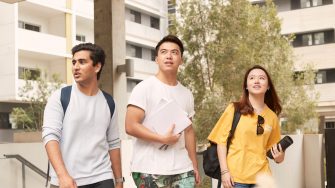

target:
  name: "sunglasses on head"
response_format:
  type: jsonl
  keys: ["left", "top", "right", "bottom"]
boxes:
{"left": 257, "top": 115, "right": 264, "bottom": 135}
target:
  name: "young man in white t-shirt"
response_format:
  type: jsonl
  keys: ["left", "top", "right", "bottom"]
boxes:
{"left": 125, "top": 35, "right": 201, "bottom": 187}
{"left": 42, "top": 43, "right": 124, "bottom": 188}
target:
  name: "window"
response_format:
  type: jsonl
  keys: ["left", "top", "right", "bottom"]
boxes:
{"left": 127, "top": 79, "right": 142, "bottom": 92}
{"left": 315, "top": 69, "right": 335, "bottom": 84}
{"left": 130, "top": 10, "right": 141, "bottom": 24}
{"left": 76, "top": 34, "right": 86, "bottom": 42}
{"left": 127, "top": 44, "right": 142, "bottom": 58}
{"left": 326, "top": 122, "right": 335, "bottom": 129}
{"left": 0, "top": 113, "right": 10, "bottom": 129}
{"left": 18, "top": 67, "right": 41, "bottom": 80}
{"left": 291, "top": 0, "right": 333, "bottom": 10}
{"left": 151, "top": 49, "right": 156, "bottom": 61}
{"left": 292, "top": 29, "right": 334, "bottom": 47}
{"left": 18, "top": 21, "right": 40, "bottom": 32}
{"left": 150, "top": 16, "right": 160, "bottom": 29}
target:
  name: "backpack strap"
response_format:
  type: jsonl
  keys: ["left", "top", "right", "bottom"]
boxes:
{"left": 60, "top": 85, "right": 72, "bottom": 114}
{"left": 226, "top": 109, "right": 241, "bottom": 153}
{"left": 101, "top": 90, "right": 115, "bottom": 118}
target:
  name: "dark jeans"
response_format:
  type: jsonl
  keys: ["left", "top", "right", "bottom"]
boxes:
{"left": 50, "top": 179, "right": 114, "bottom": 188}
{"left": 234, "top": 182, "right": 256, "bottom": 188}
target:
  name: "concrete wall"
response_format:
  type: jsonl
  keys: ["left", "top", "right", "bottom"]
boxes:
{"left": 0, "top": 143, "right": 48, "bottom": 188}
{"left": 0, "top": 140, "right": 137, "bottom": 188}
{"left": 0, "top": 2, "right": 17, "bottom": 100}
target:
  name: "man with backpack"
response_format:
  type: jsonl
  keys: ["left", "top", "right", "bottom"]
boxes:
{"left": 42, "top": 43, "right": 123, "bottom": 188}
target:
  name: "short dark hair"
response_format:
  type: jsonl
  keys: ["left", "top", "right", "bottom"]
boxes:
{"left": 155, "top": 35, "right": 184, "bottom": 56}
{"left": 71, "top": 43, "right": 106, "bottom": 80}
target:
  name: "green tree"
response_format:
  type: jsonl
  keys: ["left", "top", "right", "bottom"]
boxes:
{"left": 11, "top": 70, "right": 63, "bottom": 131}
{"left": 172, "top": 0, "right": 318, "bottom": 143}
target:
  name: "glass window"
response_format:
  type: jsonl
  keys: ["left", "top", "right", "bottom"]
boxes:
{"left": 130, "top": 10, "right": 141, "bottom": 24}
{"left": 314, "top": 32, "right": 325, "bottom": 45}
{"left": 150, "top": 16, "right": 160, "bottom": 29}
{"left": 18, "top": 67, "right": 41, "bottom": 80}
{"left": 302, "top": 34, "right": 313, "bottom": 46}
{"left": 0, "top": 113, "right": 10, "bottom": 129}
{"left": 316, "top": 71, "right": 326, "bottom": 84}
{"left": 315, "top": 69, "right": 335, "bottom": 84}
{"left": 325, "top": 122, "right": 335, "bottom": 129}
{"left": 76, "top": 34, "right": 86, "bottom": 42}
{"left": 127, "top": 44, "right": 142, "bottom": 58}
{"left": 18, "top": 20, "right": 40, "bottom": 32}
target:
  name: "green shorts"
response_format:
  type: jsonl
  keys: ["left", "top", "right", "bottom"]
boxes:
{"left": 132, "top": 170, "right": 195, "bottom": 188}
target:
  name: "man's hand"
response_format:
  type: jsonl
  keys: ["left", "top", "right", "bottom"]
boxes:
{"left": 161, "top": 124, "right": 181, "bottom": 145}
{"left": 58, "top": 174, "right": 77, "bottom": 188}
{"left": 193, "top": 168, "right": 201, "bottom": 185}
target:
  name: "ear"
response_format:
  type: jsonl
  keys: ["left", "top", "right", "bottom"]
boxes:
{"left": 95, "top": 63, "right": 102, "bottom": 73}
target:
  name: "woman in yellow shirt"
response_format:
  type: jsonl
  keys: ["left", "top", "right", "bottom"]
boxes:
{"left": 208, "top": 65, "right": 285, "bottom": 188}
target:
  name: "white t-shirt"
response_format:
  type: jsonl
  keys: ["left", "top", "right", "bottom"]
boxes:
{"left": 42, "top": 84, "right": 120, "bottom": 186}
{"left": 128, "top": 76, "right": 195, "bottom": 175}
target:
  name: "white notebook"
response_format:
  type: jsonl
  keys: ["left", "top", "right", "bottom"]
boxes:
{"left": 143, "top": 99, "right": 192, "bottom": 135}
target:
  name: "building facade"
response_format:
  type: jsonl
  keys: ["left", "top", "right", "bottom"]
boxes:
{"left": 273, "top": 0, "right": 335, "bottom": 128}
{"left": 0, "top": 0, "right": 168, "bottom": 130}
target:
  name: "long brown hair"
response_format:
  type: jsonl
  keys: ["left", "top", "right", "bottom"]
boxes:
{"left": 234, "top": 65, "right": 282, "bottom": 115}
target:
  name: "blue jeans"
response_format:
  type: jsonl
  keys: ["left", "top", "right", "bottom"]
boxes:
{"left": 234, "top": 182, "right": 255, "bottom": 188}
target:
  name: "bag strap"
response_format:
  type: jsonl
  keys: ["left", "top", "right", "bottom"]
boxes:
{"left": 101, "top": 90, "right": 115, "bottom": 118}
{"left": 226, "top": 109, "right": 241, "bottom": 153}
{"left": 60, "top": 85, "right": 72, "bottom": 114}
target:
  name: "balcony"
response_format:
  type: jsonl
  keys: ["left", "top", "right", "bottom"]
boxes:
{"left": 126, "top": 57, "right": 158, "bottom": 80}
{"left": 293, "top": 43, "right": 335, "bottom": 70}
{"left": 126, "top": 20, "right": 161, "bottom": 47}
{"left": 278, "top": 4, "right": 335, "bottom": 34}
{"left": 17, "top": 28, "right": 67, "bottom": 57}
{"left": 126, "top": 0, "right": 166, "bottom": 17}
{"left": 20, "top": 0, "right": 67, "bottom": 11}
{"left": 73, "top": 0, "right": 93, "bottom": 19}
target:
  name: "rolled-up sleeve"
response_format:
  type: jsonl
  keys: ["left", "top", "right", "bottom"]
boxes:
{"left": 42, "top": 89, "right": 64, "bottom": 145}
{"left": 107, "top": 106, "right": 121, "bottom": 150}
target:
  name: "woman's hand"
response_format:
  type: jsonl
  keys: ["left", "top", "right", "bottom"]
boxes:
{"left": 271, "top": 144, "right": 285, "bottom": 163}
{"left": 221, "top": 171, "right": 234, "bottom": 188}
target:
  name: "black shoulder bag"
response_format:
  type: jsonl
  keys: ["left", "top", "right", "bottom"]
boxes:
{"left": 203, "top": 109, "right": 241, "bottom": 188}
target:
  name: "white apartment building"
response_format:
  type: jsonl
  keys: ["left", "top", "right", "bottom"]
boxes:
{"left": 0, "top": 0, "right": 168, "bottom": 130}
{"left": 272, "top": 0, "right": 335, "bottom": 128}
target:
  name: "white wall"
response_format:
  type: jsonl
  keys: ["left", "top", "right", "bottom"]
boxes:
{"left": 278, "top": 4, "right": 335, "bottom": 34}
{"left": 26, "top": 0, "right": 67, "bottom": 11}
{"left": 0, "top": 143, "right": 49, "bottom": 188}
{"left": 0, "top": 2, "right": 17, "bottom": 100}
{"left": 0, "top": 140, "right": 137, "bottom": 188}
{"left": 73, "top": 0, "right": 93, "bottom": 19}
{"left": 270, "top": 134, "right": 305, "bottom": 188}
{"left": 76, "top": 17, "right": 94, "bottom": 43}
{"left": 49, "top": 14, "right": 65, "bottom": 37}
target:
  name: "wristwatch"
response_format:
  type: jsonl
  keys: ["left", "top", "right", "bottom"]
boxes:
{"left": 115, "top": 177, "right": 125, "bottom": 183}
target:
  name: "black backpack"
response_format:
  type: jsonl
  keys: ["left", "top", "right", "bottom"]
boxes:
{"left": 203, "top": 110, "right": 241, "bottom": 188}
{"left": 45, "top": 86, "right": 115, "bottom": 187}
